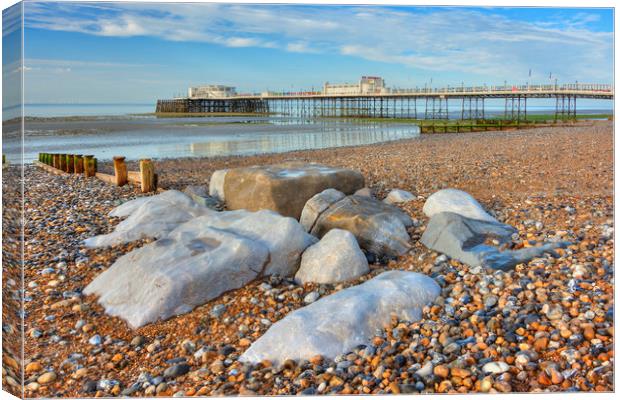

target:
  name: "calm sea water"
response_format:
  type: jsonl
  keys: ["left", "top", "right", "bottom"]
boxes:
{"left": 4, "top": 115, "right": 421, "bottom": 163}
{"left": 2, "top": 101, "right": 612, "bottom": 163}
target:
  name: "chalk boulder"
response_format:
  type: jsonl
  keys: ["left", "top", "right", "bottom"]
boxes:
{"left": 84, "top": 226, "right": 269, "bottom": 329}
{"left": 208, "top": 169, "right": 228, "bottom": 202}
{"left": 220, "top": 162, "right": 365, "bottom": 219}
{"left": 295, "top": 229, "right": 369, "bottom": 284}
{"left": 240, "top": 271, "right": 440, "bottom": 365}
{"left": 84, "top": 190, "right": 213, "bottom": 247}
{"left": 171, "top": 209, "right": 317, "bottom": 277}
{"left": 384, "top": 189, "right": 415, "bottom": 204}
{"left": 420, "top": 211, "right": 569, "bottom": 270}
{"left": 422, "top": 188, "right": 496, "bottom": 222}
{"left": 85, "top": 208, "right": 316, "bottom": 328}
{"left": 311, "top": 195, "right": 413, "bottom": 258}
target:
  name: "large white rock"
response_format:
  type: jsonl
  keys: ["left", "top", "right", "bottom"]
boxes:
{"left": 299, "top": 189, "right": 346, "bottom": 232}
{"left": 240, "top": 271, "right": 440, "bottom": 365}
{"left": 170, "top": 209, "right": 317, "bottom": 277}
{"left": 295, "top": 229, "right": 369, "bottom": 284}
{"left": 383, "top": 189, "right": 415, "bottom": 204}
{"left": 422, "top": 188, "right": 496, "bottom": 222}
{"left": 208, "top": 169, "right": 228, "bottom": 202}
{"left": 84, "top": 190, "right": 213, "bottom": 247}
{"left": 84, "top": 226, "right": 270, "bottom": 329}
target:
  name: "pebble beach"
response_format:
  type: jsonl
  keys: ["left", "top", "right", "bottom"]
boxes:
{"left": 3, "top": 120, "right": 614, "bottom": 396}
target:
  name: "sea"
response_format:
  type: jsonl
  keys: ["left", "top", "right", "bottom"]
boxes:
{"left": 2, "top": 101, "right": 613, "bottom": 163}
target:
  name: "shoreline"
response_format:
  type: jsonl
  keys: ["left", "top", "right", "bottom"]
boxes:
{"left": 6, "top": 121, "right": 614, "bottom": 396}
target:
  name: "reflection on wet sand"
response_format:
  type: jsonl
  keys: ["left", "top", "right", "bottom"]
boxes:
{"left": 187, "top": 127, "right": 418, "bottom": 158}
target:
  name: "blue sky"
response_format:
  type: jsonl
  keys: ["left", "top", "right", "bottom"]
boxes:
{"left": 3, "top": 2, "right": 615, "bottom": 103}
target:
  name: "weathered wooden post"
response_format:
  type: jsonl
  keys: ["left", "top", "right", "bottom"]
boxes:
{"left": 59, "top": 154, "right": 67, "bottom": 171}
{"left": 66, "top": 154, "right": 74, "bottom": 173}
{"left": 83, "top": 155, "right": 96, "bottom": 177}
{"left": 139, "top": 159, "right": 155, "bottom": 193}
{"left": 52, "top": 154, "right": 59, "bottom": 169}
{"left": 74, "top": 154, "right": 83, "bottom": 174}
{"left": 113, "top": 156, "right": 128, "bottom": 186}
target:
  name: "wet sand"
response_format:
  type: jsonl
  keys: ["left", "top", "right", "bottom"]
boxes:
{"left": 5, "top": 120, "right": 613, "bottom": 396}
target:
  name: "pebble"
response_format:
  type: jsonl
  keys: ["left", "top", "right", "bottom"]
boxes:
{"left": 482, "top": 361, "right": 510, "bottom": 374}
{"left": 303, "top": 291, "right": 320, "bottom": 304}
{"left": 164, "top": 363, "right": 190, "bottom": 379}
{"left": 88, "top": 334, "right": 102, "bottom": 346}
{"left": 37, "top": 371, "right": 57, "bottom": 384}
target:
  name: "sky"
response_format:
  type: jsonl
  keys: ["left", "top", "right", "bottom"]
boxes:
{"left": 2, "top": 1, "right": 615, "bottom": 104}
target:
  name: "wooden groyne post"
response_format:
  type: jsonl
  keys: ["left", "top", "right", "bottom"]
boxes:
{"left": 84, "top": 155, "right": 96, "bottom": 177}
{"left": 113, "top": 156, "right": 128, "bottom": 186}
{"left": 35, "top": 153, "right": 157, "bottom": 192}
{"left": 139, "top": 159, "right": 155, "bottom": 193}
{"left": 74, "top": 154, "right": 84, "bottom": 174}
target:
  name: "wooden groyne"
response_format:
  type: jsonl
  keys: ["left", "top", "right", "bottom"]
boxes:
{"left": 35, "top": 153, "right": 157, "bottom": 193}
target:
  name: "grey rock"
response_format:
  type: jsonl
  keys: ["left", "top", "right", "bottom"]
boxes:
{"left": 310, "top": 195, "right": 413, "bottom": 258}
{"left": 164, "top": 363, "right": 190, "bottom": 379}
{"left": 299, "top": 189, "right": 346, "bottom": 232}
{"left": 183, "top": 186, "right": 220, "bottom": 209}
{"left": 420, "top": 212, "right": 569, "bottom": 271}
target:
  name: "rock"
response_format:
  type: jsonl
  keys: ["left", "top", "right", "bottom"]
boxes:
{"left": 422, "top": 188, "right": 496, "bottom": 222}
{"left": 84, "top": 226, "right": 270, "bottom": 329}
{"left": 25, "top": 361, "right": 42, "bottom": 373}
{"left": 85, "top": 209, "right": 315, "bottom": 327}
{"left": 131, "top": 335, "right": 146, "bottom": 347}
{"left": 295, "top": 229, "right": 369, "bottom": 284}
{"left": 183, "top": 186, "right": 220, "bottom": 209}
{"left": 299, "top": 189, "right": 346, "bottom": 232}
{"left": 37, "top": 372, "right": 57, "bottom": 384}
{"left": 383, "top": 189, "right": 415, "bottom": 204}
{"left": 354, "top": 187, "right": 373, "bottom": 197}
{"left": 210, "top": 304, "right": 227, "bottom": 318}
{"left": 310, "top": 195, "right": 413, "bottom": 258}
{"left": 164, "top": 363, "right": 190, "bottom": 379}
{"left": 82, "top": 380, "right": 98, "bottom": 393}
{"left": 420, "top": 212, "right": 569, "bottom": 270}
{"left": 239, "top": 271, "right": 439, "bottom": 365}
{"left": 208, "top": 169, "right": 228, "bottom": 202}
{"left": 433, "top": 364, "right": 449, "bottom": 378}
{"left": 84, "top": 190, "right": 213, "bottom": 247}
{"left": 482, "top": 361, "right": 510, "bottom": 374}
{"left": 220, "top": 162, "right": 365, "bottom": 219}
{"left": 303, "top": 291, "right": 320, "bottom": 304}
{"left": 173, "top": 209, "right": 317, "bottom": 276}
{"left": 88, "top": 334, "right": 102, "bottom": 346}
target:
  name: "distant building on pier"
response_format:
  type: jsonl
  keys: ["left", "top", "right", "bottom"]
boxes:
{"left": 323, "top": 76, "right": 389, "bottom": 95}
{"left": 188, "top": 85, "right": 237, "bottom": 99}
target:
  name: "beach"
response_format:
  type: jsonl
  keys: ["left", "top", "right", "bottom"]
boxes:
{"left": 6, "top": 120, "right": 613, "bottom": 396}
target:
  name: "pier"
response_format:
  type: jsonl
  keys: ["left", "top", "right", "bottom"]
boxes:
{"left": 156, "top": 83, "right": 613, "bottom": 120}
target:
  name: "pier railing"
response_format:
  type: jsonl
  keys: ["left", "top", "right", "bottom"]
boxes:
{"left": 225, "top": 83, "right": 613, "bottom": 98}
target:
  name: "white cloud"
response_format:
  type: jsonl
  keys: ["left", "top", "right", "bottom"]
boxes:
{"left": 22, "top": 3, "right": 613, "bottom": 83}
